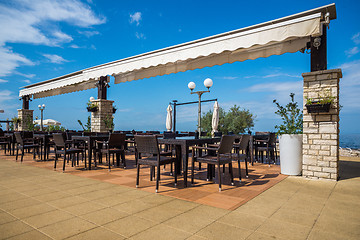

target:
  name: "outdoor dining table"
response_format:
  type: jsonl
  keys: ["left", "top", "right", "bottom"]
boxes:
{"left": 158, "top": 137, "right": 221, "bottom": 187}
{"left": 71, "top": 135, "right": 109, "bottom": 170}
{"left": 34, "top": 133, "right": 53, "bottom": 160}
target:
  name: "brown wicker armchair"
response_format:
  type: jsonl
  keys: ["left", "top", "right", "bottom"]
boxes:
{"left": 135, "top": 135, "right": 177, "bottom": 193}
{"left": 96, "top": 133, "right": 126, "bottom": 171}
{"left": 191, "top": 135, "right": 236, "bottom": 192}
{"left": 53, "top": 133, "right": 85, "bottom": 172}
{"left": 14, "top": 132, "right": 40, "bottom": 162}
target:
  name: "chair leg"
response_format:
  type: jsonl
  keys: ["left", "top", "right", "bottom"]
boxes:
{"left": 217, "top": 163, "right": 222, "bottom": 192}
{"left": 54, "top": 152, "right": 58, "bottom": 169}
{"left": 150, "top": 167, "right": 153, "bottom": 181}
{"left": 191, "top": 158, "right": 195, "bottom": 184}
{"left": 238, "top": 160, "right": 242, "bottom": 182}
{"left": 156, "top": 164, "right": 160, "bottom": 193}
{"left": 16, "top": 146, "right": 19, "bottom": 161}
{"left": 136, "top": 164, "right": 140, "bottom": 187}
{"left": 229, "top": 163, "right": 234, "bottom": 185}
{"left": 108, "top": 152, "right": 111, "bottom": 171}
{"left": 121, "top": 151, "right": 126, "bottom": 168}
{"left": 174, "top": 162, "right": 177, "bottom": 186}
{"left": 21, "top": 148, "right": 24, "bottom": 163}
{"left": 245, "top": 157, "right": 249, "bottom": 178}
{"left": 62, "top": 154, "right": 66, "bottom": 172}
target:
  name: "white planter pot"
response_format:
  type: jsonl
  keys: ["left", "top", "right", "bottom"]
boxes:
{"left": 279, "top": 134, "right": 303, "bottom": 175}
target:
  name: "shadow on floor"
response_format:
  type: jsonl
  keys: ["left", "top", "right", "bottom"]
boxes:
{"left": 339, "top": 159, "right": 360, "bottom": 180}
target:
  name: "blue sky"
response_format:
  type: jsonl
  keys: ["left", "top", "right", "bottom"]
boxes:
{"left": 0, "top": 0, "right": 359, "bottom": 133}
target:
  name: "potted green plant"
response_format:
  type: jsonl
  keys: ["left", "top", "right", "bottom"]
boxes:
{"left": 305, "top": 90, "right": 335, "bottom": 113}
{"left": 273, "top": 93, "right": 303, "bottom": 175}
{"left": 11, "top": 116, "right": 21, "bottom": 131}
{"left": 103, "top": 115, "right": 114, "bottom": 132}
{"left": 86, "top": 100, "right": 98, "bottom": 112}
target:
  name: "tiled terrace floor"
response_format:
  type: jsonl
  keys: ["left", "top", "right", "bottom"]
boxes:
{"left": 0, "top": 151, "right": 359, "bottom": 239}
{"left": 3, "top": 152, "right": 286, "bottom": 210}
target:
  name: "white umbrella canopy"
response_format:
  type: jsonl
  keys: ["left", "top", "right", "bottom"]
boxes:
{"left": 166, "top": 104, "right": 173, "bottom": 131}
{"left": 212, "top": 101, "right": 219, "bottom": 136}
{"left": 34, "top": 119, "right": 61, "bottom": 126}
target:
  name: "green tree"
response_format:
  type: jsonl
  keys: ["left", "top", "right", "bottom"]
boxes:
{"left": 224, "top": 105, "right": 255, "bottom": 134}
{"left": 200, "top": 107, "right": 227, "bottom": 135}
{"left": 200, "top": 105, "right": 255, "bottom": 135}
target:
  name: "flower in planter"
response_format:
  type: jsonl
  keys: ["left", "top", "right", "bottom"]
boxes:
{"left": 86, "top": 100, "right": 98, "bottom": 112}
{"left": 305, "top": 90, "right": 335, "bottom": 113}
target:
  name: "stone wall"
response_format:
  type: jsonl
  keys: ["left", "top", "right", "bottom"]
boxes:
{"left": 90, "top": 99, "right": 114, "bottom": 132}
{"left": 17, "top": 109, "right": 34, "bottom": 131}
{"left": 302, "top": 69, "right": 342, "bottom": 180}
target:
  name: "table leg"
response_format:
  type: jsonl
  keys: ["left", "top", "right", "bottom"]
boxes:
{"left": 182, "top": 144, "right": 189, "bottom": 187}
{"left": 250, "top": 136, "right": 254, "bottom": 166}
{"left": 88, "top": 140, "right": 92, "bottom": 170}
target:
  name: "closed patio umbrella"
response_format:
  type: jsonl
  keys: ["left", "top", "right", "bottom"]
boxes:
{"left": 166, "top": 104, "right": 173, "bottom": 131}
{"left": 212, "top": 101, "right": 219, "bottom": 136}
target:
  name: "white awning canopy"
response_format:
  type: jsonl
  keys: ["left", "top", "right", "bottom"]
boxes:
{"left": 19, "top": 4, "right": 336, "bottom": 99}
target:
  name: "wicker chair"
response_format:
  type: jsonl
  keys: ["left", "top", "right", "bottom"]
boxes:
{"left": 0, "top": 130, "right": 10, "bottom": 154}
{"left": 53, "top": 133, "right": 85, "bottom": 172}
{"left": 135, "top": 135, "right": 177, "bottom": 193}
{"left": 96, "top": 133, "right": 126, "bottom": 171}
{"left": 233, "top": 134, "right": 251, "bottom": 181}
{"left": 256, "top": 132, "right": 277, "bottom": 166}
{"left": 14, "top": 132, "right": 40, "bottom": 162}
{"left": 191, "top": 135, "right": 236, "bottom": 192}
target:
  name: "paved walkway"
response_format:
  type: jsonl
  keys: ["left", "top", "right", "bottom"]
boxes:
{"left": 0, "top": 156, "right": 359, "bottom": 239}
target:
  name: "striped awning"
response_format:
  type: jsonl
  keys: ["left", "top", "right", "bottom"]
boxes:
{"left": 19, "top": 4, "right": 336, "bottom": 99}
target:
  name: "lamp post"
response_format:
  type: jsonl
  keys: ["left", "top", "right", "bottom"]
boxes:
{"left": 38, "top": 104, "right": 45, "bottom": 131}
{"left": 188, "top": 78, "right": 213, "bottom": 138}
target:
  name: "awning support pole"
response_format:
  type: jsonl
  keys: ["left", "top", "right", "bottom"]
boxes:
{"left": 311, "top": 24, "right": 327, "bottom": 72}
{"left": 97, "top": 76, "right": 108, "bottom": 100}
{"left": 21, "top": 95, "right": 30, "bottom": 110}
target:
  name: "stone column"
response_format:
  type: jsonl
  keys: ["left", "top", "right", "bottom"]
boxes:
{"left": 17, "top": 109, "right": 34, "bottom": 131}
{"left": 302, "top": 69, "right": 342, "bottom": 180}
{"left": 90, "top": 99, "right": 114, "bottom": 132}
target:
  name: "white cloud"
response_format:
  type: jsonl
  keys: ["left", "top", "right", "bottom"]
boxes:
{"left": 69, "top": 44, "right": 81, "bottom": 49}
{"left": 130, "top": 12, "right": 142, "bottom": 26}
{"left": 352, "top": 32, "right": 360, "bottom": 44}
{"left": 14, "top": 72, "right": 35, "bottom": 78}
{"left": 42, "top": 54, "right": 68, "bottom": 64}
{"left": 222, "top": 76, "right": 238, "bottom": 80}
{"left": 0, "top": 46, "right": 34, "bottom": 77}
{"left": 246, "top": 81, "right": 302, "bottom": 94}
{"left": 0, "top": 0, "right": 105, "bottom": 77}
{"left": 135, "top": 32, "right": 146, "bottom": 40}
{"left": 0, "top": 79, "right": 8, "bottom": 83}
{"left": 0, "top": 90, "right": 16, "bottom": 103}
{"left": 345, "top": 47, "right": 359, "bottom": 57}
{"left": 22, "top": 80, "right": 31, "bottom": 84}
{"left": 78, "top": 30, "right": 100, "bottom": 38}
{"left": 262, "top": 73, "right": 301, "bottom": 79}
{"left": 338, "top": 60, "right": 360, "bottom": 112}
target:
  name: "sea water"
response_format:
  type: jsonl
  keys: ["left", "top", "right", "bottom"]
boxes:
{"left": 340, "top": 134, "right": 360, "bottom": 150}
